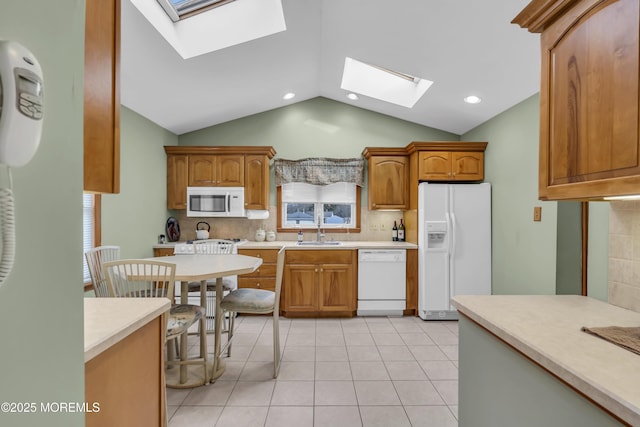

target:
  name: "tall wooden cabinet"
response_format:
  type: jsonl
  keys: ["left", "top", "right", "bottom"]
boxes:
{"left": 514, "top": 0, "right": 640, "bottom": 200}
{"left": 362, "top": 148, "right": 409, "bottom": 210}
{"left": 84, "top": 0, "right": 120, "bottom": 193}
{"left": 282, "top": 250, "right": 357, "bottom": 317}
{"left": 164, "top": 146, "right": 276, "bottom": 211}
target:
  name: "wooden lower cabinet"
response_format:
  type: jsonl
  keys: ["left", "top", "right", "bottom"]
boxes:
{"left": 153, "top": 247, "right": 174, "bottom": 257}
{"left": 282, "top": 250, "right": 357, "bottom": 317}
{"left": 238, "top": 248, "right": 278, "bottom": 292}
{"left": 85, "top": 316, "right": 165, "bottom": 427}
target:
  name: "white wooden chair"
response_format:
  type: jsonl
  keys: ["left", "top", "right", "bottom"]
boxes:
{"left": 220, "top": 247, "right": 285, "bottom": 378}
{"left": 185, "top": 239, "right": 237, "bottom": 332}
{"left": 84, "top": 246, "right": 120, "bottom": 297}
{"left": 102, "top": 259, "right": 208, "bottom": 387}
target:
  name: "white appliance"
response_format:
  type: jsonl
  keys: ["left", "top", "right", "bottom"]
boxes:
{"left": 418, "top": 182, "right": 491, "bottom": 320}
{"left": 186, "top": 186, "right": 245, "bottom": 217}
{"left": 357, "top": 249, "right": 406, "bottom": 316}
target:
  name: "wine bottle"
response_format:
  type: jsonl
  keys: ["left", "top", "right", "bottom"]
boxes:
{"left": 398, "top": 219, "right": 405, "bottom": 242}
{"left": 392, "top": 221, "right": 398, "bottom": 241}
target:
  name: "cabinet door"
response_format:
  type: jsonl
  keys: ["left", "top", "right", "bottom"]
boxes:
{"left": 318, "top": 263, "right": 354, "bottom": 312}
{"left": 217, "top": 155, "right": 244, "bottom": 186}
{"left": 188, "top": 156, "right": 217, "bottom": 186}
{"left": 167, "top": 154, "right": 188, "bottom": 209}
{"left": 368, "top": 156, "right": 409, "bottom": 210}
{"left": 284, "top": 264, "right": 318, "bottom": 312}
{"left": 419, "top": 152, "right": 452, "bottom": 181}
{"left": 84, "top": 0, "right": 120, "bottom": 194}
{"left": 452, "top": 152, "right": 484, "bottom": 181}
{"left": 244, "top": 155, "right": 269, "bottom": 209}
{"left": 539, "top": 0, "right": 640, "bottom": 199}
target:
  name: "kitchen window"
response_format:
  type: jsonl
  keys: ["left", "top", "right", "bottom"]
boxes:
{"left": 274, "top": 157, "right": 364, "bottom": 233}
{"left": 279, "top": 182, "right": 359, "bottom": 231}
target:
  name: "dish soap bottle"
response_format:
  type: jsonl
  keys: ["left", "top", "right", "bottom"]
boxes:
{"left": 297, "top": 228, "right": 303, "bottom": 242}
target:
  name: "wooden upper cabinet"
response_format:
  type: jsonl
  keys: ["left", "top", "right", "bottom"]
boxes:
{"left": 362, "top": 148, "right": 409, "bottom": 210}
{"left": 167, "top": 154, "right": 188, "bottom": 209}
{"left": 514, "top": 0, "right": 640, "bottom": 200}
{"left": 419, "top": 150, "right": 484, "bottom": 181}
{"left": 164, "top": 146, "right": 275, "bottom": 210}
{"left": 244, "top": 155, "right": 271, "bottom": 210}
{"left": 188, "top": 155, "right": 244, "bottom": 187}
{"left": 84, "top": 0, "right": 120, "bottom": 193}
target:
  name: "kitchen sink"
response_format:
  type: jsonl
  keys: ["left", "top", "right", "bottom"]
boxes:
{"left": 296, "top": 241, "right": 342, "bottom": 246}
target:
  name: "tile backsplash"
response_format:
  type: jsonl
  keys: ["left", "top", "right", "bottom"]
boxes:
{"left": 608, "top": 201, "right": 640, "bottom": 312}
{"left": 173, "top": 208, "right": 406, "bottom": 243}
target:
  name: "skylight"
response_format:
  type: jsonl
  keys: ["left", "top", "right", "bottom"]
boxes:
{"left": 132, "top": 0, "right": 286, "bottom": 59}
{"left": 157, "top": 0, "right": 236, "bottom": 22}
{"left": 340, "top": 57, "right": 433, "bottom": 108}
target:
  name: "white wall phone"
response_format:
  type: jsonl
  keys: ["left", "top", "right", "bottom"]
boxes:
{"left": 0, "top": 40, "right": 44, "bottom": 288}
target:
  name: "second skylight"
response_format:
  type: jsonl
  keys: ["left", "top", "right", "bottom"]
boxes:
{"left": 340, "top": 57, "right": 433, "bottom": 108}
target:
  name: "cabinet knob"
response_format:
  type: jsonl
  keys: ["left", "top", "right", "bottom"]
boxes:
{"left": 315, "top": 268, "right": 318, "bottom": 273}
{"left": 372, "top": 203, "right": 377, "bottom": 207}
{"left": 256, "top": 269, "right": 260, "bottom": 274}
{"left": 256, "top": 283, "right": 261, "bottom": 287}
{"left": 320, "top": 268, "right": 324, "bottom": 272}
{"left": 257, "top": 254, "right": 261, "bottom": 258}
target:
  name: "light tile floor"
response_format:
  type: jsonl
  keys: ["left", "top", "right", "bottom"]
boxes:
{"left": 167, "top": 316, "right": 459, "bottom": 427}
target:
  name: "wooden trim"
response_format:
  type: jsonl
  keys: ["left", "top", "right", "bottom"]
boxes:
{"left": 405, "top": 141, "right": 487, "bottom": 154}
{"left": 361, "top": 147, "right": 409, "bottom": 158}
{"left": 581, "top": 202, "right": 588, "bottom": 296}
{"left": 276, "top": 186, "right": 361, "bottom": 233}
{"left": 511, "top": 0, "right": 582, "bottom": 33}
{"left": 164, "top": 145, "right": 276, "bottom": 158}
{"left": 404, "top": 248, "right": 418, "bottom": 315}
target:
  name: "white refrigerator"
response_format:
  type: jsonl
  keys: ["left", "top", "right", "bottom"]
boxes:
{"left": 418, "top": 182, "right": 491, "bottom": 320}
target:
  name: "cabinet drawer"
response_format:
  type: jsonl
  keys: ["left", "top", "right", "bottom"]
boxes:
{"left": 239, "top": 249, "right": 279, "bottom": 263}
{"left": 286, "top": 249, "right": 353, "bottom": 265}
{"left": 238, "top": 277, "right": 275, "bottom": 291}
{"left": 243, "top": 264, "right": 277, "bottom": 278}
{"left": 153, "top": 248, "right": 174, "bottom": 257}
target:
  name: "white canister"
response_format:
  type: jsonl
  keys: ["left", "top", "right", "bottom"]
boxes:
{"left": 255, "top": 229, "right": 266, "bottom": 242}
{"left": 266, "top": 231, "right": 276, "bottom": 242}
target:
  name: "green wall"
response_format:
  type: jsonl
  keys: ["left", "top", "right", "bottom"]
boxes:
{"left": 179, "top": 97, "right": 458, "bottom": 205}
{"left": 102, "top": 107, "right": 179, "bottom": 258}
{"left": 462, "top": 94, "right": 558, "bottom": 294}
{"left": 556, "top": 202, "right": 583, "bottom": 295}
{"left": 0, "top": 1, "right": 85, "bottom": 426}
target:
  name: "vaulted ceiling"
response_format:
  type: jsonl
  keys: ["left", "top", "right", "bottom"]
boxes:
{"left": 120, "top": 0, "right": 540, "bottom": 136}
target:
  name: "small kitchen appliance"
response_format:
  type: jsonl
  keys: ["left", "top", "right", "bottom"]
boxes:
{"left": 196, "top": 221, "right": 210, "bottom": 240}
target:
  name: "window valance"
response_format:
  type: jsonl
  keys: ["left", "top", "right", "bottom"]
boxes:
{"left": 274, "top": 158, "right": 365, "bottom": 186}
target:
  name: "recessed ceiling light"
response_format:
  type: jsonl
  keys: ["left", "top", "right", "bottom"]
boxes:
{"left": 347, "top": 93, "right": 359, "bottom": 100}
{"left": 283, "top": 92, "right": 296, "bottom": 100}
{"left": 464, "top": 95, "right": 482, "bottom": 104}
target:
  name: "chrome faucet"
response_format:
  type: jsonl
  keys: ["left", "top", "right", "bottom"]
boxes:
{"left": 317, "top": 214, "right": 324, "bottom": 242}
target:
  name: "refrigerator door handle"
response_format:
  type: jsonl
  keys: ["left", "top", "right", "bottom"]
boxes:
{"left": 450, "top": 212, "right": 457, "bottom": 260}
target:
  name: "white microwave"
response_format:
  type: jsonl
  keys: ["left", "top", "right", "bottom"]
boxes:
{"left": 186, "top": 187, "right": 246, "bottom": 217}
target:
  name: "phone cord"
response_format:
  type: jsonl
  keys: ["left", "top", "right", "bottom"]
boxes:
{"left": 0, "top": 186, "right": 15, "bottom": 287}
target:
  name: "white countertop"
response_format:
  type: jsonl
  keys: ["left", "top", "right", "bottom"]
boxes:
{"left": 237, "top": 241, "right": 417, "bottom": 250}
{"left": 84, "top": 298, "right": 170, "bottom": 362}
{"left": 451, "top": 295, "right": 640, "bottom": 426}
{"left": 154, "top": 240, "right": 417, "bottom": 250}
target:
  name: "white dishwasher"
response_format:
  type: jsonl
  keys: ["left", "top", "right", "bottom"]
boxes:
{"left": 357, "top": 249, "right": 406, "bottom": 316}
